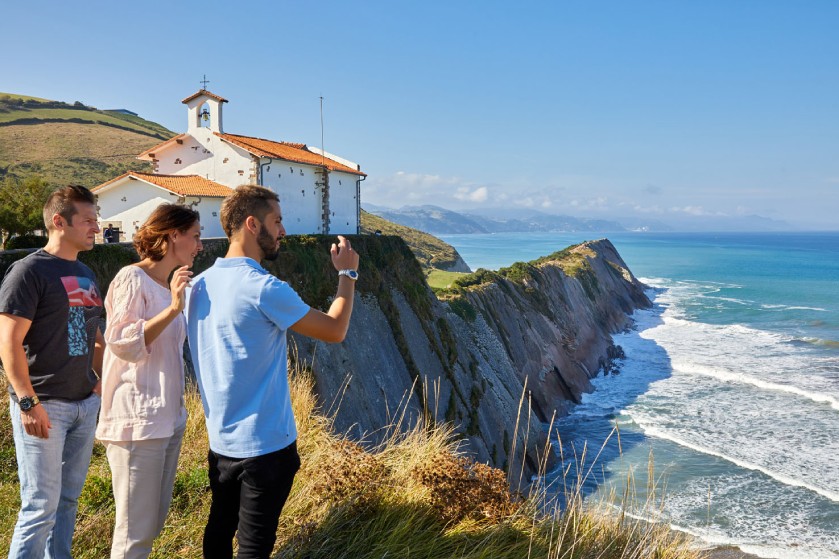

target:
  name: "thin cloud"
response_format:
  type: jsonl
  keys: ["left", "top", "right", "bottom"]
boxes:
{"left": 454, "top": 186, "right": 489, "bottom": 203}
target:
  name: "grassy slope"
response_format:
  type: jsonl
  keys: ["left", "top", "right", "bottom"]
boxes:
{"left": 0, "top": 366, "right": 700, "bottom": 559}
{"left": 0, "top": 92, "right": 173, "bottom": 187}
{"left": 360, "top": 209, "right": 468, "bottom": 273}
{"left": 427, "top": 268, "right": 468, "bottom": 289}
{"left": 0, "top": 92, "right": 172, "bottom": 138}
{"left": 0, "top": 93, "right": 50, "bottom": 102}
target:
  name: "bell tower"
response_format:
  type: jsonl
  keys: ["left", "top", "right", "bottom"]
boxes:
{"left": 182, "top": 80, "right": 228, "bottom": 133}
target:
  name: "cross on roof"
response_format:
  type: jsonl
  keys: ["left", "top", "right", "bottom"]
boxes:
{"left": 200, "top": 75, "right": 210, "bottom": 90}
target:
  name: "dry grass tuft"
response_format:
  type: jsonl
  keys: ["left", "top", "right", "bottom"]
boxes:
{"left": 0, "top": 365, "right": 704, "bottom": 559}
{"left": 412, "top": 452, "right": 518, "bottom": 524}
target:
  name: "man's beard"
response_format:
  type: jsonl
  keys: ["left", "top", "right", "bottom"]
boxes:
{"left": 257, "top": 226, "right": 280, "bottom": 261}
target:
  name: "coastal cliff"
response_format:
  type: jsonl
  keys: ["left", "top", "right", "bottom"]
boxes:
{"left": 0, "top": 236, "right": 650, "bottom": 482}
{"left": 267, "top": 236, "right": 651, "bottom": 481}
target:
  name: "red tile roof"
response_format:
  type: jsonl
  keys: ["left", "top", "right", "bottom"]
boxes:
{"left": 92, "top": 172, "right": 233, "bottom": 198}
{"left": 217, "top": 133, "right": 366, "bottom": 176}
{"left": 136, "top": 132, "right": 365, "bottom": 177}
{"left": 181, "top": 89, "right": 229, "bottom": 104}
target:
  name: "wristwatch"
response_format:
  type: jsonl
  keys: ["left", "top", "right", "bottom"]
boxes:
{"left": 19, "top": 395, "right": 40, "bottom": 412}
{"left": 338, "top": 269, "right": 359, "bottom": 281}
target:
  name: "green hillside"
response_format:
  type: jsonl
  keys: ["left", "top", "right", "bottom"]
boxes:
{"left": 0, "top": 93, "right": 172, "bottom": 137}
{"left": 360, "top": 209, "right": 470, "bottom": 274}
{"left": 0, "top": 92, "right": 174, "bottom": 187}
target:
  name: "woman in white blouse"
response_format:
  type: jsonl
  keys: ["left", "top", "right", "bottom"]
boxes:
{"left": 96, "top": 204, "right": 202, "bottom": 559}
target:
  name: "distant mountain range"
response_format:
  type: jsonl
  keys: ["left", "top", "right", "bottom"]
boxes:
{"left": 364, "top": 205, "right": 641, "bottom": 234}
{"left": 364, "top": 204, "right": 796, "bottom": 234}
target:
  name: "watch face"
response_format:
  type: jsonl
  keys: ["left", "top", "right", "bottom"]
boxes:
{"left": 19, "top": 397, "right": 33, "bottom": 411}
{"left": 347, "top": 270, "right": 359, "bottom": 280}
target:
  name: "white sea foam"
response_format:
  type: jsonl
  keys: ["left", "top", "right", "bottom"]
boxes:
{"left": 630, "top": 422, "right": 839, "bottom": 503}
{"left": 669, "top": 360, "right": 839, "bottom": 411}
{"left": 737, "top": 544, "right": 839, "bottom": 559}
{"left": 761, "top": 304, "right": 829, "bottom": 312}
{"left": 599, "top": 501, "right": 836, "bottom": 559}
{"left": 562, "top": 272, "right": 839, "bottom": 556}
{"left": 700, "top": 295, "right": 755, "bottom": 305}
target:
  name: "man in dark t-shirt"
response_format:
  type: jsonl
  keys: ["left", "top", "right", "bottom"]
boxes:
{"left": 0, "top": 185, "right": 105, "bottom": 559}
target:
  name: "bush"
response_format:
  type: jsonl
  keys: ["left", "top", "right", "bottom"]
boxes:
{"left": 5, "top": 234, "right": 47, "bottom": 250}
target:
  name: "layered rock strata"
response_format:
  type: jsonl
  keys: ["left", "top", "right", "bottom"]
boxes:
{"left": 281, "top": 237, "right": 651, "bottom": 482}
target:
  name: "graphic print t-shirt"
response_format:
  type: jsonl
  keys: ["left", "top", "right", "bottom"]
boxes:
{"left": 0, "top": 249, "right": 103, "bottom": 401}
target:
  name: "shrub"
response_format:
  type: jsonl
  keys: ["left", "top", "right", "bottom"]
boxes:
{"left": 5, "top": 234, "right": 47, "bottom": 250}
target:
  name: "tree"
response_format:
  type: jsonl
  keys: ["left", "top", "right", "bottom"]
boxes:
{"left": 0, "top": 176, "right": 52, "bottom": 248}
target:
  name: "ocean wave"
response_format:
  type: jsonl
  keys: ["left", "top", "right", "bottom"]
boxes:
{"left": 700, "top": 295, "right": 755, "bottom": 306}
{"left": 737, "top": 543, "right": 839, "bottom": 559}
{"left": 795, "top": 337, "right": 839, "bottom": 349}
{"left": 599, "top": 503, "right": 834, "bottom": 559}
{"left": 670, "top": 360, "right": 839, "bottom": 411}
{"left": 654, "top": 315, "right": 793, "bottom": 342}
{"left": 761, "top": 304, "right": 829, "bottom": 312}
{"left": 632, "top": 423, "right": 839, "bottom": 503}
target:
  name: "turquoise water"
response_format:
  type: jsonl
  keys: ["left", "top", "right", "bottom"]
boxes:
{"left": 440, "top": 232, "right": 839, "bottom": 559}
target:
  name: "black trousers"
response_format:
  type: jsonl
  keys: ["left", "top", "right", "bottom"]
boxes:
{"left": 203, "top": 442, "right": 300, "bottom": 559}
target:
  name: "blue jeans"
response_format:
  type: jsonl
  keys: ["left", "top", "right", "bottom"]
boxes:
{"left": 8, "top": 393, "right": 100, "bottom": 559}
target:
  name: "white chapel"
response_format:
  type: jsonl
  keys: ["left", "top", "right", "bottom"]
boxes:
{"left": 93, "top": 89, "right": 366, "bottom": 239}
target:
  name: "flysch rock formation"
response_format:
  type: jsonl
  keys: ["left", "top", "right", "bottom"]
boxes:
{"left": 285, "top": 237, "right": 651, "bottom": 484}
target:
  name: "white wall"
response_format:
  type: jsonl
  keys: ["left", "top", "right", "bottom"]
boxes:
{"left": 186, "top": 196, "right": 225, "bottom": 238}
{"left": 261, "top": 159, "right": 324, "bottom": 234}
{"left": 328, "top": 171, "right": 359, "bottom": 234}
{"left": 97, "top": 181, "right": 226, "bottom": 240}
{"left": 99, "top": 196, "right": 172, "bottom": 242}
{"left": 154, "top": 134, "right": 256, "bottom": 188}
{"left": 97, "top": 180, "right": 182, "bottom": 221}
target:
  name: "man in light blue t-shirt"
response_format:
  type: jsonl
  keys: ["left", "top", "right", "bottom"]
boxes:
{"left": 186, "top": 184, "right": 359, "bottom": 559}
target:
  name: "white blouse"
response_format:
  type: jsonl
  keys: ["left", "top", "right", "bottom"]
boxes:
{"left": 96, "top": 266, "right": 187, "bottom": 441}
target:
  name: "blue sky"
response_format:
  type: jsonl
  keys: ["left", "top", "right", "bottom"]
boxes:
{"left": 2, "top": 1, "right": 838, "bottom": 230}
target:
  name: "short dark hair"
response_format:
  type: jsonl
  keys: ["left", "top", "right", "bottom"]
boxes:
{"left": 134, "top": 204, "right": 200, "bottom": 261}
{"left": 220, "top": 184, "right": 279, "bottom": 238}
{"left": 43, "top": 185, "right": 96, "bottom": 231}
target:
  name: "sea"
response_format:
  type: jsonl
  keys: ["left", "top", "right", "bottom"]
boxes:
{"left": 438, "top": 231, "right": 839, "bottom": 559}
